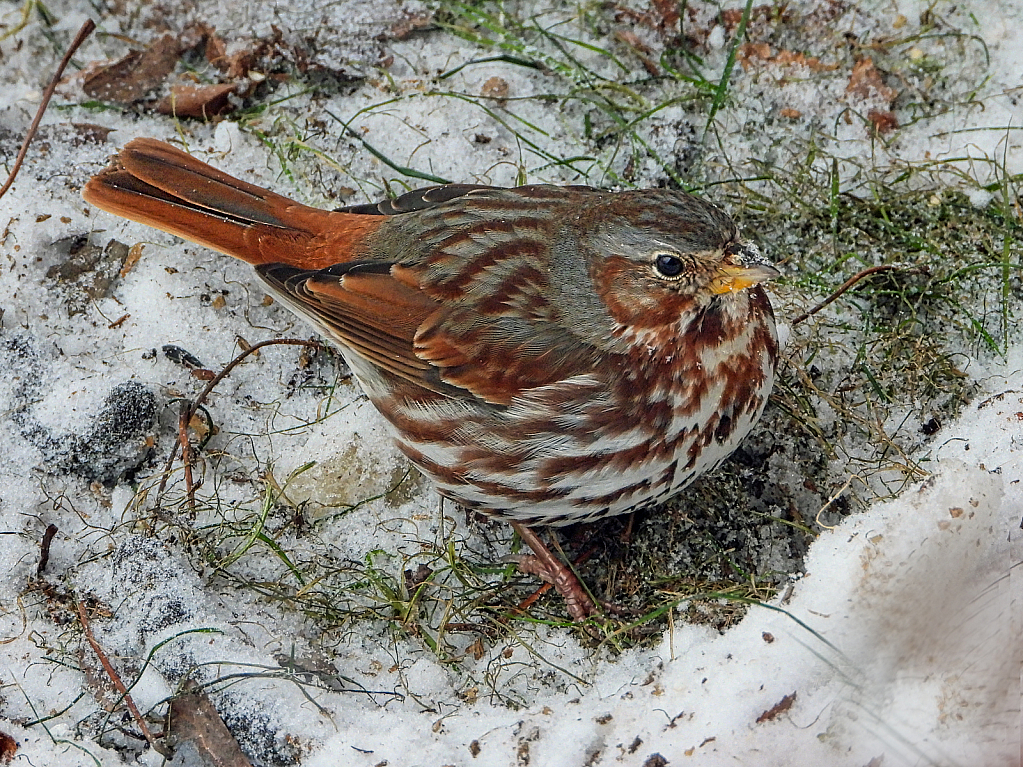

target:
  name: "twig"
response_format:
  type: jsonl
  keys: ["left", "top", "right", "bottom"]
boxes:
{"left": 814, "top": 474, "right": 864, "bottom": 530}
{"left": 156, "top": 338, "right": 326, "bottom": 505}
{"left": 791, "top": 264, "right": 904, "bottom": 326}
{"left": 36, "top": 524, "right": 58, "bottom": 575}
{"left": 178, "top": 406, "right": 199, "bottom": 515}
{"left": 76, "top": 599, "right": 170, "bottom": 757}
{"left": 0, "top": 19, "right": 95, "bottom": 201}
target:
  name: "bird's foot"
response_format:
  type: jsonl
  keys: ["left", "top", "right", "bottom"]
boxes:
{"left": 509, "top": 521, "right": 600, "bottom": 621}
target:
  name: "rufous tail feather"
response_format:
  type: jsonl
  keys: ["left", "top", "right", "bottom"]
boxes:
{"left": 83, "top": 138, "right": 380, "bottom": 268}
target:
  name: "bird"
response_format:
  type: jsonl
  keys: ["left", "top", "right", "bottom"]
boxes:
{"left": 83, "top": 138, "right": 780, "bottom": 620}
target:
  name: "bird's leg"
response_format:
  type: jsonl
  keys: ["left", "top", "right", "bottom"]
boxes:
{"left": 510, "top": 521, "right": 597, "bottom": 621}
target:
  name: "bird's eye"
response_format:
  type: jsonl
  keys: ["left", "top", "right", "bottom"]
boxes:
{"left": 653, "top": 253, "right": 684, "bottom": 279}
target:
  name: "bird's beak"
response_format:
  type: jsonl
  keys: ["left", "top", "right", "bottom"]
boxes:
{"left": 709, "top": 243, "right": 780, "bottom": 295}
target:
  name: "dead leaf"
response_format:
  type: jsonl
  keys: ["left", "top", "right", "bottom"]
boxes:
{"left": 209, "top": 38, "right": 260, "bottom": 79}
{"left": 404, "top": 563, "right": 433, "bottom": 591}
{"left": 46, "top": 238, "right": 130, "bottom": 316}
{"left": 481, "top": 76, "right": 509, "bottom": 101}
{"left": 650, "top": 0, "right": 680, "bottom": 30}
{"left": 615, "top": 29, "right": 653, "bottom": 55}
{"left": 847, "top": 58, "right": 897, "bottom": 105}
{"left": 614, "top": 29, "right": 660, "bottom": 75}
{"left": 188, "top": 411, "right": 218, "bottom": 440}
{"left": 71, "top": 122, "right": 114, "bottom": 144}
{"left": 387, "top": 12, "right": 433, "bottom": 40}
{"left": 167, "top": 684, "right": 254, "bottom": 767}
{"left": 0, "top": 731, "right": 15, "bottom": 765}
{"left": 120, "top": 242, "right": 144, "bottom": 278}
{"left": 773, "top": 49, "right": 838, "bottom": 71}
{"left": 83, "top": 34, "right": 181, "bottom": 103}
{"left": 739, "top": 43, "right": 838, "bottom": 72}
{"left": 867, "top": 108, "right": 899, "bottom": 134}
{"left": 156, "top": 83, "right": 238, "bottom": 118}
{"left": 204, "top": 30, "right": 228, "bottom": 67}
{"left": 756, "top": 691, "right": 796, "bottom": 723}
{"left": 178, "top": 21, "right": 215, "bottom": 52}
{"left": 721, "top": 4, "right": 775, "bottom": 34}
{"left": 468, "top": 639, "right": 485, "bottom": 661}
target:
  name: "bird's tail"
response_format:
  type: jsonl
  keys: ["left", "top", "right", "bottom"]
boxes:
{"left": 83, "top": 138, "right": 380, "bottom": 268}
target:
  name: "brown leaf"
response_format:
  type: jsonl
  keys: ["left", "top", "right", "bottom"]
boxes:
{"left": 208, "top": 37, "right": 262, "bottom": 80}
{"left": 156, "top": 83, "right": 238, "bottom": 118}
{"left": 204, "top": 32, "right": 229, "bottom": 70}
{"left": 721, "top": 4, "right": 774, "bottom": 34}
{"left": 846, "top": 58, "right": 897, "bottom": 106}
{"left": 773, "top": 49, "right": 838, "bottom": 71}
{"left": 481, "top": 76, "right": 509, "bottom": 101}
{"left": 615, "top": 29, "right": 660, "bottom": 75}
{"left": 467, "top": 639, "right": 485, "bottom": 661}
{"left": 738, "top": 42, "right": 772, "bottom": 69}
{"left": 387, "top": 12, "right": 433, "bottom": 41}
{"left": 178, "top": 22, "right": 215, "bottom": 52}
{"left": 71, "top": 122, "right": 114, "bottom": 144}
{"left": 188, "top": 411, "right": 218, "bottom": 439}
{"left": 167, "top": 685, "right": 254, "bottom": 767}
{"left": 650, "top": 0, "right": 680, "bottom": 30}
{"left": 756, "top": 691, "right": 796, "bottom": 723}
{"left": 615, "top": 29, "right": 653, "bottom": 55}
{"left": 120, "top": 242, "right": 144, "bottom": 278}
{"left": 83, "top": 34, "right": 181, "bottom": 103}
{"left": 404, "top": 563, "right": 434, "bottom": 591}
{"left": 867, "top": 109, "right": 899, "bottom": 134}
{"left": 0, "top": 731, "right": 15, "bottom": 765}
{"left": 739, "top": 43, "right": 838, "bottom": 72}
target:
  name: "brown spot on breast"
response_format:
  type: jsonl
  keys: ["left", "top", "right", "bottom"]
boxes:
{"left": 574, "top": 476, "right": 654, "bottom": 508}
{"left": 714, "top": 413, "right": 734, "bottom": 443}
{"left": 538, "top": 441, "right": 654, "bottom": 485}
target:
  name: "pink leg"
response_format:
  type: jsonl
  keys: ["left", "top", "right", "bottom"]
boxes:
{"left": 510, "top": 521, "right": 598, "bottom": 621}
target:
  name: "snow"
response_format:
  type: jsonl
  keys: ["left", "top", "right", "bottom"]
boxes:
{"left": 0, "top": 0, "right": 1019, "bottom": 765}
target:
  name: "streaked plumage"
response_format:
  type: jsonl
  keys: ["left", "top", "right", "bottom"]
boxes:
{"left": 83, "top": 138, "right": 779, "bottom": 618}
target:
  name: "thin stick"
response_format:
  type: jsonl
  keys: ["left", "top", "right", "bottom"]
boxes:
{"left": 76, "top": 599, "right": 170, "bottom": 756}
{"left": 37, "top": 524, "right": 58, "bottom": 575}
{"left": 0, "top": 19, "right": 96, "bottom": 201}
{"left": 178, "top": 406, "right": 198, "bottom": 514}
{"left": 156, "top": 338, "right": 326, "bottom": 503}
{"left": 791, "top": 264, "right": 903, "bottom": 326}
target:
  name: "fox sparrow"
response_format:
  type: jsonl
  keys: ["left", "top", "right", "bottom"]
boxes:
{"left": 83, "top": 138, "right": 779, "bottom": 619}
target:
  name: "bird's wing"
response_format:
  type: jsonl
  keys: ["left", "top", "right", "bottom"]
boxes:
{"left": 258, "top": 259, "right": 600, "bottom": 406}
